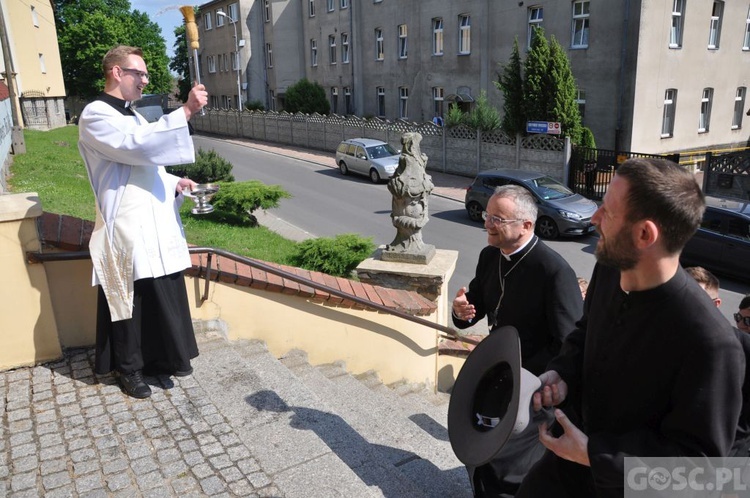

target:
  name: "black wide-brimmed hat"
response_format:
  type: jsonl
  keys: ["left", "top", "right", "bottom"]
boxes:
{"left": 448, "top": 326, "right": 540, "bottom": 467}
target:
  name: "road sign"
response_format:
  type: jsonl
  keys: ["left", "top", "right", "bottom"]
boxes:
{"left": 526, "top": 121, "right": 562, "bottom": 135}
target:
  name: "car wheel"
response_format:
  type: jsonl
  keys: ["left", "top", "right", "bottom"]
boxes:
{"left": 339, "top": 161, "right": 349, "bottom": 175}
{"left": 466, "top": 201, "right": 484, "bottom": 222}
{"left": 369, "top": 168, "right": 381, "bottom": 183}
{"left": 536, "top": 216, "right": 560, "bottom": 239}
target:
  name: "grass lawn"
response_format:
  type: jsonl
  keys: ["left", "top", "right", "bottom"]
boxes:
{"left": 9, "top": 126, "right": 300, "bottom": 265}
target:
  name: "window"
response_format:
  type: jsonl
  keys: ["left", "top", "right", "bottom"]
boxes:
{"left": 699, "top": 88, "right": 713, "bottom": 133}
{"left": 39, "top": 53, "right": 46, "bottom": 73}
{"left": 264, "top": 0, "right": 270, "bottom": 22}
{"left": 228, "top": 3, "right": 239, "bottom": 21}
{"left": 327, "top": 0, "right": 334, "bottom": 12}
{"left": 528, "top": 7, "right": 543, "bottom": 48}
{"left": 571, "top": 1, "right": 590, "bottom": 48}
{"left": 331, "top": 87, "right": 338, "bottom": 114}
{"left": 374, "top": 0, "right": 382, "bottom": 3}
{"left": 377, "top": 87, "right": 385, "bottom": 117}
{"left": 459, "top": 15, "right": 471, "bottom": 54}
{"left": 341, "top": 0, "right": 348, "bottom": 8}
{"left": 231, "top": 51, "right": 239, "bottom": 71}
{"left": 670, "top": 0, "right": 684, "bottom": 48}
{"left": 208, "top": 55, "right": 217, "bottom": 73}
{"left": 329, "top": 35, "right": 337, "bottom": 64}
{"left": 744, "top": 7, "right": 750, "bottom": 50}
{"left": 266, "top": 43, "right": 273, "bottom": 68}
{"left": 399, "top": 87, "right": 408, "bottom": 119}
{"left": 204, "top": 12, "right": 213, "bottom": 30}
{"left": 222, "top": 95, "right": 231, "bottom": 108}
{"left": 733, "top": 87, "right": 746, "bottom": 129}
{"left": 661, "top": 89, "right": 677, "bottom": 137}
{"left": 309, "top": 0, "right": 315, "bottom": 17}
{"left": 433, "top": 87, "right": 444, "bottom": 118}
{"left": 223, "top": 53, "right": 229, "bottom": 72}
{"left": 216, "top": 10, "right": 225, "bottom": 27}
{"left": 576, "top": 89, "right": 586, "bottom": 121}
{"left": 398, "top": 24, "right": 408, "bottom": 59}
{"left": 342, "top": 33, "right": 350, "bottom": 63}
{"left": 708, "top": 1, "right": 723, "bottom": 49}
{"left": 432, "top": 18, "right": 444, "bottom": 55}
{"left": 344, "top": 87, "right": 352, "bottom": 114}
{"left": 210, "top": 95, "right": 218, "bottom": 108}
{"left": 311, "top": 39, "right": 318, "bottom": 66}
{"left": 375, "top": 28, "right": 384, "bottom": 60}
{"left": 31, "top": 5, "right": 39, "bottom": 27}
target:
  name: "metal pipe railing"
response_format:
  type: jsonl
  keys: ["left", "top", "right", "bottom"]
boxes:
{"left": 26, "top": 247, "right": 480, "bottom": 346}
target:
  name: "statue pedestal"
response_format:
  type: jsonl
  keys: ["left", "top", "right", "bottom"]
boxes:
{"left": 356, "top": 246, "right": 458, "bottom": 327}
{"left": 381, "top": 243, "right": 436, "bottom": 265}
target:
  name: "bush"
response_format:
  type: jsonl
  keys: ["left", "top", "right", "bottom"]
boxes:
{"left": 579, "top": 126, "right": 597, "bottom": 149}
{"left": 290, "top": 234, "right": 375, "bottom": 277}
{"left": 167, "top": 148, "right": 235, "bottom": 183}
{"left": 245, "top": 100, "right": 265, "bottom": 111}
{"left": 208, "top": 180, "right": 291, "bottom": 225}
{"left": 465, "top": 90, "right": 501, "bottom": 132}
{"left": 284, "top": 78, "right": 330, "bottom": 115}
{"left": 445, "top": 103, "right": 466, "bottom": 128}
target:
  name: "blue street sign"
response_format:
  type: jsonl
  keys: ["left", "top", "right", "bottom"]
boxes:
{"left": 527, "top": 121, "right": 549, "bottom": 134}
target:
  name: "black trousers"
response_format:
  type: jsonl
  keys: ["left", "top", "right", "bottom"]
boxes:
{"left": 95, "top": 271, "right": 198, "bottom": 375}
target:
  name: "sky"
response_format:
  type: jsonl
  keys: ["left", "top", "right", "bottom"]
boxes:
{"left": 130, "top": 0, "right": 187, "bottom": 59}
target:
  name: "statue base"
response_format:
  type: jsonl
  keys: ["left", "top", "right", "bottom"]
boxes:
{"left": 381, "top": 244, "right": 436, "bottom": 265}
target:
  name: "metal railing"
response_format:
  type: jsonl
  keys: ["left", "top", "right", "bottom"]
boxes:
{"left": 26, "top": 247, "right": 480, "bottom": 346}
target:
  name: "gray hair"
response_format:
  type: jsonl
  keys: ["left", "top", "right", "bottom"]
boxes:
{"left": 492, "top": 185, "right": 538, "bottom": 223}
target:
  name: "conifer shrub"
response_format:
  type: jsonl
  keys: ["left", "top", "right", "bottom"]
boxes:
{"left": 290, "top": 234, "right": 375, "bottom": 277}
{"left": 167, "top": 148, "right": 235, "bottom": 183}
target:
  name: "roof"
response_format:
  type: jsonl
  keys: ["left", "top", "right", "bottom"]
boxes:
{"left": 475, "top": 168, "right": 547, "bottom": 181}
{"left": 341, "top": 138, "right": 388, "bottom": 147}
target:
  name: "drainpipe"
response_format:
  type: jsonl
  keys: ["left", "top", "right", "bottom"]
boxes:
{"left": 615, "top": 0, "right": 631, "bottom": 153}
{"left": 0, "top": 1, "right": 25, "bottom": 153}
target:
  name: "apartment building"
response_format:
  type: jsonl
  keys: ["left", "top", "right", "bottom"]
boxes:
{"left": 200, "top": 0, "right": 750, "bottom": 155}
{"left": 0, "top": 0, "right": 66, "bottom": 130}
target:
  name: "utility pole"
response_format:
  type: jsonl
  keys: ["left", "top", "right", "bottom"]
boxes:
{"left": 0, "top": 1, "right": 25, "bottom": 154}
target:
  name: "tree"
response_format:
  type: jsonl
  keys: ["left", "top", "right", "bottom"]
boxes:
{"left": 283, "top": 79, "right": 330, "bottom": 115}
{"left": 55, "top": 0, "right": 171, "bottom": 99}
{"left": 496, "top": 37, "right": 525, "bottom": 136}
{"left": 169, "top": 25, "right": 192, "bottom": 103}
{"left": 548, "top": 36, "right": 582, "bottom": 143}
{"left": 465, "top": 91, "right": 501, "bottom": 132}
{"left": 523, "top": 26, "right": 551, "bottom": 123}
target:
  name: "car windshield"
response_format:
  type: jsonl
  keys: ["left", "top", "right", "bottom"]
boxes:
{"left": 526, "top": 176, "right": 573, "bottom": 200}
{"left": 366, "top": 144, "right": 398, "bottom": 159}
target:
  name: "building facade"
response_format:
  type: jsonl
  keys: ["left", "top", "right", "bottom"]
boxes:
{"left": 0, "top": 0, "right": 66, "bottom": 130}
{"left": 199, "top": 0, "right": 750, "bottom": 155}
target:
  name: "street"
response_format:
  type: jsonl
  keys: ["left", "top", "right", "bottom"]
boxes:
{"left": 193, "top": 136, "right": 750, "bottom": 326}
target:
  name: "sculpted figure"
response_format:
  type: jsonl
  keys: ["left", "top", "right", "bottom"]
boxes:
{"left": 384, "top": 132, "right": 435, "bottom": 263}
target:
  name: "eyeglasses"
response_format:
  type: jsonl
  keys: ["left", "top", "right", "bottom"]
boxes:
{"left": 119, "top": 67, "right": 150, "bottom": 80}
{"left": 735, "top": 313, "right": 750, "bottom": 327}
{"left": 482, "top": 211, "right": 523, "bottom": 227}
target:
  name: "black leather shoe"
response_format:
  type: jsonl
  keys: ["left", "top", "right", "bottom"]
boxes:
{"left": 118, "top": 371, "right": 152, "bottom": 399}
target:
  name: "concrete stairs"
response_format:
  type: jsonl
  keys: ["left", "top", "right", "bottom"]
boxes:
{"left": 191, "top": 329, "right": 472, "bottom": 497}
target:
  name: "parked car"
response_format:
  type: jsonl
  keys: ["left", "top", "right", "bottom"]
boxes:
{"left": 681, "top": 196, "right": 750, "bottom": 283}
{"left": 464, "top": 169, "right": 598, "bottom": 239}
{"left": 335, "top": 138, "right": 400, "bottom": 183}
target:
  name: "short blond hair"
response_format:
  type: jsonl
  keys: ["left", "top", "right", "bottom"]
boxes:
{"left": 102, "top": 45, "right": 143, "bottom": 76}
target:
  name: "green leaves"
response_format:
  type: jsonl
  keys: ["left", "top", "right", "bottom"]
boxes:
{"left": 283, "top": 79, "right": 330, "bottom": 115}
{"left": 55, "top": 0, "right": 171, "bottom": 99}
{"left": 290, "top": 234, "right": 375, "bottom": 277}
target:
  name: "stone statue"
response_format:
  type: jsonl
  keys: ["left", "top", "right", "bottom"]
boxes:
{"left": 382, "top": 132, "right": 436, "bottom": 264}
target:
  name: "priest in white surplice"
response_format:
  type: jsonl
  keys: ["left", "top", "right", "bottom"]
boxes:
{"left": 78, "top": 45, "right": 208, "bottom": 398}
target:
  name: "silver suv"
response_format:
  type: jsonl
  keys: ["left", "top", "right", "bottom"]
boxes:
{"left": 335, "top": 138, "right": 400, "bottom": 183}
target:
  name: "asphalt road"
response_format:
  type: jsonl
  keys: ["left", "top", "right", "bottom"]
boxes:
{"left": 193, "top": 136, "right": 750, "bottom": 327}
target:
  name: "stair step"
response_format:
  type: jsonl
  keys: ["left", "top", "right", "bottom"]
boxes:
{"left": 214, "top": 338, "right": 429, "bottom": 497}
{"left": 281, "top": 351, "right": 470, "bottom": 496}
